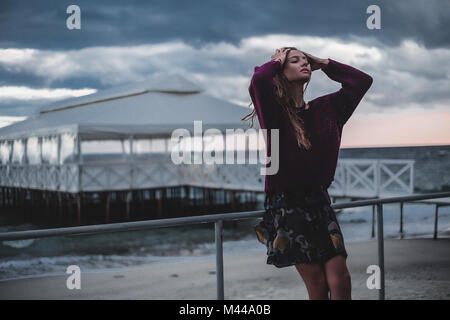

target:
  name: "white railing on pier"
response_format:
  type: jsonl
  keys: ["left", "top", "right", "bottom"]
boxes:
{"left": 0, "top": 157, "right": 414, "bottom": 198}
{"left": 329, "top": 159, "right": 415, "bottom": 197}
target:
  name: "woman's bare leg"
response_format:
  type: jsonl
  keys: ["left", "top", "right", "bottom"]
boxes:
{"left": 323, "top": 255, "right": 352, "bottom": 300}
{"left": 294, "top": 263, "right": 329, "bottom": 300}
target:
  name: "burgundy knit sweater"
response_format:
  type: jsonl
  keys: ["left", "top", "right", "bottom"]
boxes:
{"left": 248, "top": 58, "right": 373, "bottom": 194}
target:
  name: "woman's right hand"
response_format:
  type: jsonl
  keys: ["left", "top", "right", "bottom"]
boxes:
{"left": 271, "top": 48, "right": 291, "bottom": 65}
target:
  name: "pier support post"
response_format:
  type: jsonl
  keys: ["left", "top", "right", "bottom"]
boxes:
{"left": 157, "top": 189, "right": 163, "bottom": 219}
{"left": 13, "top": 187, "right": 17, "bottom": 209}
{"left": 105, "top": 192, "right": 111, "bottom": 223}
{"left": 126, "top": 191, "right": 131, "bottom": 220}
{"left": 67, "top": 193, "right": 72, "bottom": 224}
{"left": 30, "top": 189, "right": 34, "bottom": 213}
{"left": 8, "top": 187, "right": 12, "bottom": 207}
{"left": 140, "top": 190, "right": 145, "bottom": 218}
{"left": 230, "top": 190, "right": 236, "bottom": 212}
{"left": 2, "top": 187, "right": 6, "bottom": 208}
{"left": 76, "top": 193, "right": 81, "bottom": 225}
{"left": 183, "top": 186, "right": 189, "bottom": 207}
{"left": 20, "top": 188, "right": 25, "bottom": 219}
{"left": 202, "top": 188, "right": 206, "bottom": 214}
{"left": 45, "top": 191, "right": 50, "bottom": 220}
{"left": 58, "top": 192, "right": 62, "bottom": 225}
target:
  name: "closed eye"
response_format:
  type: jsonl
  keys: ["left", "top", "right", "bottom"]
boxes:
{"left": 290, "top": 56, "right": 309, "bottom": 64}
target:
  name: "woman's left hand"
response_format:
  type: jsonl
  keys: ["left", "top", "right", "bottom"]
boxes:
{"left": 301, "top": 51, "right": 329, "bottom": 71}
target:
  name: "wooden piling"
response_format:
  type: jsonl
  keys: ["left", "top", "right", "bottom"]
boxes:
{"left": 184, "top": 185, "right": 189, "bottom": 207}
{"left": 202, "top": 188, "right": 206, "bottom": 214}
{"left": 30, "top": 189, "right": 34, "bottom": 212}
{"left": 77, "top": 193, "right": 81, "bottom": 225}
{"left": 67, "top": 193, "right": 72, "bottom": 224}
{"left": 2, "top": 187, "right": 5, "bottom": 208}
{"left": 45, "top": 191, "right": 50, "bottom": 220}
{"left": 140, "top": 190, "right": 145, "bottom": 218}
{"left": 157, "top": 189, "right": 163, "bottom": 219}
{"left": 57, "top": 192, "right": 62, "bottom": 225}
{"left": 105, "top": 192, "right": 110, "bottom": 223}
{"left": 13, "top": 187, "right": 17, "bottom": 209}
{"left": 126, "top": 191, "right": 131, "bottom": 220}
{"left": 20, "top": 188, "right": 25, "bottom": 219}
{"left": 231, "top": 190, "right": 236, "bottom": 212}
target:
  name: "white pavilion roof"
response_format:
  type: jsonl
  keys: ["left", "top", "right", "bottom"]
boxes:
{"left": 0, "top": 73, "right": 257, "bottom": 140}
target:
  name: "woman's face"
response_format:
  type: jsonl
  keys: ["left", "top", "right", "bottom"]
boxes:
{"left": 282, "top": 50, "right": 311, "bottom": 82}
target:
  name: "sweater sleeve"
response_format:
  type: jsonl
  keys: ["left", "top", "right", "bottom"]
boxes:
{"left": 248, "top": 60, "right": 283, "bottom": 129}
{"left": 321, "top": 58, "right": 373, "bottom": 129}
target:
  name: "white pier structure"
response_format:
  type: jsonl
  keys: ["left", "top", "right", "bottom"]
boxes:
{"left": 0, "top": 74, "right": 253, "bottom": 193}
{"left": 0, "top": 73, "right": 414, "bottom": 199}
{"left": 162, "top": 156, "right": 415, "bottom": 198}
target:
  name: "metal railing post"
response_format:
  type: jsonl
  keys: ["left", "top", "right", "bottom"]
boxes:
{"left": 433, "top": 204, "right": 439, "bottom": 240}
{"left": 399, "top": 201, "right": 404, "bottom": 235}
{"left": 215, "top": 219, "right": 224, "bottom": 300}
{"left": 377, "top": 203, "right": 385, "bottom": 300}
{"left": 371, "top": 205, "right": 375, "bottom": 238}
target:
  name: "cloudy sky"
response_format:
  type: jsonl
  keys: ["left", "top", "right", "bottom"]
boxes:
{"left": 1, "top": 0, "right": 449, "bottom": 147}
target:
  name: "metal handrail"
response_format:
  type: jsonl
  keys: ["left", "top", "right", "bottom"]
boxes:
{"left": 1, "top": 191, "right": 449, "bottom": 300}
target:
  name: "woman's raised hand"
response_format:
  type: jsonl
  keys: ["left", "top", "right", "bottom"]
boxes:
{"left": 271, "top": 48, "right": 291, "bottom": 65}
{"left": 301, "top": 51, "right": 329, "bottom": 71}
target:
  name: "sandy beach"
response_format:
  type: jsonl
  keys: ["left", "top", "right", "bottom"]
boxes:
{"left": 0, "top": 237, "right": 449, "bottom": 300}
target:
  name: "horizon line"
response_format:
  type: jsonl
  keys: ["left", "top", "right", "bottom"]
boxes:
{"left": 341, "top": 143, "right": 450, "bottom": 149}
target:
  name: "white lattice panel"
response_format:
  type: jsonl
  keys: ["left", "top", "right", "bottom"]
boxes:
{"left": 0, "top": 158, "right": 414, "bottom": 197}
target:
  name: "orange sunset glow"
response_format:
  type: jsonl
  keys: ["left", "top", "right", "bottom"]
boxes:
{"left": 341, "top": 110, "right": 450, "bottom": 148}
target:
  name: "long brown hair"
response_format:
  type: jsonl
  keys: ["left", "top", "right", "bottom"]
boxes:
{"left": 242, "top": 46, "right": 312, "bottom": 150}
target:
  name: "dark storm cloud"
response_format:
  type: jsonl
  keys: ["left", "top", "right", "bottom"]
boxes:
{"left": 0, "top": 0, "right": 448, "bottom": 50}
{"left": 383, "top": 0, "right": 450, "bottom": 48}
{"left": 0, "top": 69, "right": 44, "bottom": 87}
{"left": 0, "top": 0, "right": 449, "bottom": 120}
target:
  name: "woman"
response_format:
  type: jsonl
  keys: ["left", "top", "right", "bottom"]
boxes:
{"left": 243, "top": 47, "right": 373, "bottom": 300}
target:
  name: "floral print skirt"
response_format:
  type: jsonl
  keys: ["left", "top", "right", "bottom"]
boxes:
{"left": 254, "top": 185, "right": 348, "bottom": 268}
